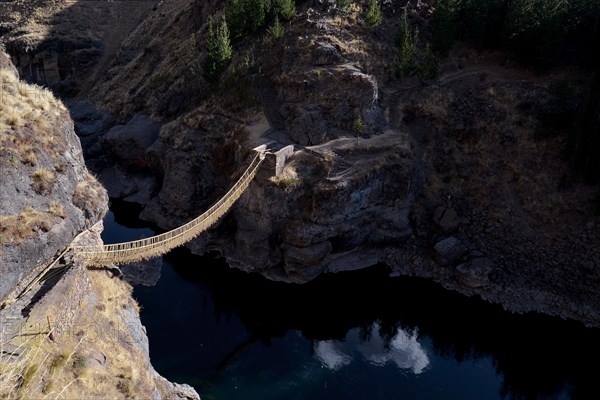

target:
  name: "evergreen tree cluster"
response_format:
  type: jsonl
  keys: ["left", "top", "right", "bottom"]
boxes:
{"left": 428, "top": 1, "right": 600, "bottom": 207}
{"left": 226, "top": 0, "right": 296, "bottom": 40}
{"left": 203, "top": 17, "right": 233, "bottom": 83}
{"left": 202, "top": 0, "right": 296, "bottom": 82}
{"left": 431, "top": 0, "right": 600, "bottom": 66}
{"left": 395, "top": 8, "right": 439, "bottom": 80}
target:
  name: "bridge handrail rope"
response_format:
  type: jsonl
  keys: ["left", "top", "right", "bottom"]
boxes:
{"left": 70, "top": 152, "right": 264, "bottom": 265}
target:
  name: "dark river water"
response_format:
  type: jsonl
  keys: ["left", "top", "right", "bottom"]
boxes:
{"left": 102, "top": 201, "right": 598, "bottom": 400}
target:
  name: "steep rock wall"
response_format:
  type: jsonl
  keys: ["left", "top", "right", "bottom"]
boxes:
{"left": 0, "top": 50, "right": 108, "bottom": 302}
{"left": 0, "top": 50, "right": 200, "bottom": 400}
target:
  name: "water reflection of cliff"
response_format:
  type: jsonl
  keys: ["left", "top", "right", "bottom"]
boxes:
{"left": 168, "top": 251, "right": 599, "bottom": 400}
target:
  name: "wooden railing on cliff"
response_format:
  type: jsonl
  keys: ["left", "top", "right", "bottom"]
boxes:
{"left": 69, "top": 152, "right": 265, "bottom": 266}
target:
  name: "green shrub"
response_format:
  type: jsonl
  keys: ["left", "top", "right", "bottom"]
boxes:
{"left": 226, "top": 0, "right": 246, "bottom": 39}
{"left": 353, "top": 117, "right": 365, "bottom": 134}
{"left": 277, "top": 0, "right": 296, "bottom": 21}
{"left": 227, "top": 0, "right": 294, "bottom": 40}
{"left": 203, "top": 17, "right": 233, "bottom": 83}
{"left": 226, "top": 0, "right": 268, "bottom": 39}
{"left": 244, "top": 55, "right": 260, "bottom": 74}
{"left": 245, "top": 0, "right": 266, "bottom": 32}
{"left": 267, "top": 16, "right": 285, "bottom": 39}
{"left": 365, "top": 0, "right": 382, "bottom": 27}
{"left": 395, "top": 8, "right": 439, "bottom": 80}
{"left": 395, "top": 6, "right": 410, "bottom": 47}
{"left": 396, "top": 11, "right": 420, "bottom": 77}
{"left": 417, "top": 44, "right": 440, "bottom": 80}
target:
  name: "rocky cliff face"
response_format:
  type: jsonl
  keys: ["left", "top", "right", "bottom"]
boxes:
{"left": 0, "top": 0, "right": 157, "bottom": 95}
{"left": 217, "top": 135, "right": 416, "bottom": 283}
{"left": 3, "top": 0, "right": 598, "bottom": 331}
{"left": 47, "top": 1, "right": 598, "bottom": 327}
{"left": 0, "top": 50, "right": 107, "bottom": 302}
{"left": 0, "top": 51, "right": 199, "bottom": 399}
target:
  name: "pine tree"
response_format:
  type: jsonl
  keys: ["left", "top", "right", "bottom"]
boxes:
{"left": 226, "top": 0, "right": 246, "bottom": 40}
{"left": 203, "top": 17, "right": 233, "bottom": 83}
{"left": 267, "top": 15, "right": 285, "bottom": 39}
{"left": 245, "top": 0, "right": 266, "bottom": 32}
{"left": 365, "top": 0, "right": 382, "bottom": 27}
{"left": 396, "top": 26, "right": 419, "bottom": 77}
{"left": 395, "top": 6, "right": 410, "bottom": 47}
{"left": 277, "top": 0, "right": 296, "bottom": 22}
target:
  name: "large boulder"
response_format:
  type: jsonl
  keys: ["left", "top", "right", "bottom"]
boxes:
{"left": 434, "top": 236, "right": 467, "bottom": 266}
{"left": 313, "top": 42, "right": 343, "bottom": 66}
{"left": 101, "top": 115, "right": 161, "bottom": 169}
{"left": 93, "top": 114, "right": 162, "bottom": 204}
{"left": 455, "top": 257, "right": 495, "bottom": 288}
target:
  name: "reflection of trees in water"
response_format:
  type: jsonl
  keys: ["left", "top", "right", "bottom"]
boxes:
{"left": 169, "top": 250, "right": 598, "bottom": 400}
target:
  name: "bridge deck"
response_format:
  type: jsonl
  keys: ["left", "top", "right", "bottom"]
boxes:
{"left": 70, "top": 152, "right": 264, "bottom": 266}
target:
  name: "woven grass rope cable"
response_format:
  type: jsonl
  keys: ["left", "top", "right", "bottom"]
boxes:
{"left": 70, "top": 152, "right": 264, "bottom": 266}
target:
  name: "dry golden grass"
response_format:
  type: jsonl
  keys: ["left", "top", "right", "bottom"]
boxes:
{"left": 0, "top": 266, "right": 155, "bottom": 400}
{"left": 271, "top": 166, "right": 301, "bottom": 192}
{"left": 0, "top": 69, "right": 65, "bottom": 129}
{"left": 31, "top": 167, "right": 56, "bottom": 194}
{"left": 0, "top": 207, "right": 54, "bottom": 244}
{"left": 0, "top": 325, "right": 91, "bottom": 400}
{"left": 1, "top": 61, "right": 67, "bottom": 169}
{"left": 21, "top": 145, "right": 39, "bottom": 166}
{"left": 73, "top": 172, "right": 106, "bottom": 216}
{"left": 49, "top": 201, "right": 66, "bottom": 219}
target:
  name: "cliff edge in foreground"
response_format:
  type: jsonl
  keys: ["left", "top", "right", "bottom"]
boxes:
{"left": 0, "top": 50, "right": 199, "bottom": 400}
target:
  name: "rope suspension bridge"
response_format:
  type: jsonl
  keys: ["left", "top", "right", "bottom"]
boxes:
{"left": 70, "top": 152, "right": 265, "bottom": 266}
{"left": 3, "top": 146, "right": 292, "bottom": 308}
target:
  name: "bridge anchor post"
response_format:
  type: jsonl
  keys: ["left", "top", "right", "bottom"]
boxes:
{"left": 253, "top": 144, "right": 294, "bottom": 177}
